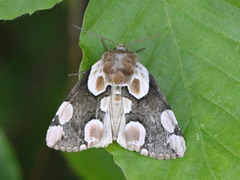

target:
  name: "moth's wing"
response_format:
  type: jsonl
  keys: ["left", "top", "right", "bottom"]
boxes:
{"left": 122, "top": 73, "right": 186, "bottom": 159}
{"left": 46, "top": 69, "right": 111, "bottom": 152}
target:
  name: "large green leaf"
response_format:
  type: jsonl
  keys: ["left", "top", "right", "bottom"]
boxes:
{"left": 64, "top": 148, "right": 125, "bottom": 180}
{"left": 0, "top": 129, "right": 22, "bottom": 180}
{"left": 74, "top": 0, "right": 240, "bottom": 179}
{"left": 0, "top": 0, "right": 63, "bottom": 20}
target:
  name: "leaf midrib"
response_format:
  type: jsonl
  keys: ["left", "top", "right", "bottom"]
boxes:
{"left": 162, "top": 0, "right": 218, "bottom": 179}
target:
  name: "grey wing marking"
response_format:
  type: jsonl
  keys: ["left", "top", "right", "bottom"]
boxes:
{"left": 122, "top": 73, "right": 186, "bottom": 159}
{"left": 46, "top": 70, "right": 111, "bottom": 152}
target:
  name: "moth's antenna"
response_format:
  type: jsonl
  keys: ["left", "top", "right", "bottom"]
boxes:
{"left": 101, "top": 39, "right": 108, "bottom": 51}
{"left": 134, "top": 47, "right": 146, "bottom": 53}
{"left": 68, "top": 70, "right": 87, "bottom": 77}
{"left": 73, "top": 25, "right": 116, "bottom": 46}
{"left": 126, "top": 34, "right": 160, "bottom": 48}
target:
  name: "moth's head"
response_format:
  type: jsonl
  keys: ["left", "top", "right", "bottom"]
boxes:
{"left": 113, "top": 43, "right": 144, "bottom": 54}
{"left": 73, "top": 26, "right": 158, "bottom": 54}
{"left": 115, "top": 43, "right": 127, "bottom": 51}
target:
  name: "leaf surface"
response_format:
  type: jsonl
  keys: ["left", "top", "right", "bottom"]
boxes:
{"left": 0, "top": 0, "right": 62, "bottom": 20}
{"left": 76, "top": 0, "right": 240, "bottom": 179}
{"left": 64, "top": 148, "right": 125, "bottom": 180}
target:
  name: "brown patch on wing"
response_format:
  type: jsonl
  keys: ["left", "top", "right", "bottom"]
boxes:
{"left": 125, "top": 126, "right": 140, "bottom": 143}
{"left": 130, "top": 78, "right": 140, "bottom": 95}
{"left": 96, "top": 76, "right": 105, "bottom": 91}
{"left": 89, "top": 124, "right": 103, "bottom": 140}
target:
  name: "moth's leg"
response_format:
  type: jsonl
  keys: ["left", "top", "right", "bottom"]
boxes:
{"left": 124, "top": 121, "right": 146, "bottom": 152}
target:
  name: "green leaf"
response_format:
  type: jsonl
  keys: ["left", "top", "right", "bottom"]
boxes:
{"left": 64, "top": 148, "right": 125, "bottom": 180}
{"left": 0, "top": 129, "right": 22, "bottom": 180}
{"left": 76, "top": 0, "right": 240, "bottom": 179}
{"left": 0, "top": 0, "right": 63, "bottom": 20}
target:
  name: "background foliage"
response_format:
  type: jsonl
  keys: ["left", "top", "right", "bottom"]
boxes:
{"left": 1, "top": 0, "right": 240, "bottom": 180}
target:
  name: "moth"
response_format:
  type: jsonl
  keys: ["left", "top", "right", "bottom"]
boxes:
{"left": 46, "top": 32, "right": 186, "bottom": 160}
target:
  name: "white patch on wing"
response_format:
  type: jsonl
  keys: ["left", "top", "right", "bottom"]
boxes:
{"left": 80, "top": 144, "right": 86, "bottom": 151}
{"left": 56, "top": 102, "right": 68, "bottom": 115}
{"left": 100, "top": 96, "right": 110, "bottom": 112}
{"left": 88, "top": 60, "right": 108, "bottom": 96}
{"left": 161, "top": 110, "right": 178, "bottom": 133}
{"left": 157, "top": 154, "right": 164, "bottom": 160}
{"left": 140, "top": 149, "right": 148, "bottom": 156}
{"left": 98, "top": 113, "right": 113, "bottom": 147}
{"left": 168, "top": 134, "right": 186, "bottom": 157}
{"left": 123, "top": 97, "right": 132, "bottom": 114}
{"left": 127, "top": 62, "right": 149, "bottom": 99}
{"left": 125, "top": 121, "right": 146, "bottom": 152}
{"left": 165, "top": 154, "right": 170, "bottom": 159}
{"left": 171, "top": 154, "right": 177, "bottom": 159}
{"left": 60, "top": 146, "right": 65, "bottom": 151}
{"left": 150, "top": 152, "right": 156, "bottom": 158}
{"left": 54, "top": 145, "right": 59, "bottom": 150}
{"left": 84, "top": 119, "right": 104, "bottom": 147}
{"left": 73, "top": 146, "right": 78, "bottom": 152}
{"left": 66, "top": 147, "right": 72, "bottom": 152}
{"left": 46, "top": 125, "right": 63, "bottom": 147}
{"left": 56, "top": 101, "right": 73, "bottom": 125}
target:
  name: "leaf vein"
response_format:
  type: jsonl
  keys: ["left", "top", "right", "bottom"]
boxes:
{"left": 197, "top": 92, "right": 240, "bottom": 123}
{"left": 185, "top": 49, "right": 240, "bottom": 84}
{"left": 163, "top": 0, "right": 192, "bottom": 138}
{"left": 198, "top": 130, "right": 218, "bottom": 179}
{"left": 86, "top": 1, "right": 114, "bottom": 31}
{"left": 118, "top": 0, "right": 149, "bottom": 43}
{"left": 169, "top": 2, "right": 240, "bottom": 45}
{"left": 163, "top": 1, "right": 218, "bottom": 179}
{"left": 201, "top": 128, "right": 240, "bottom": 159}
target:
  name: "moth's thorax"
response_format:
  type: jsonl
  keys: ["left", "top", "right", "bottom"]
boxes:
{"left": 102, "top": 50, "right": 138, "bottom": 85}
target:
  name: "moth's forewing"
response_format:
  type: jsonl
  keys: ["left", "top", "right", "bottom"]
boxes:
{"left": 46, "top": 70, "right": 112, "bottom": 152}
{"left": 122, "top": 74, "right": 185, "bottom": 159}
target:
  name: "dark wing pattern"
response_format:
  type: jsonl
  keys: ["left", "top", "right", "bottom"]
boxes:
{"left": 46, "top": 70, "right": 111, "bottom": 152}
{"left": 46, "top": 69, "right": 185, "bottom": 159}
{"left": 122, "top": 73, "right": 186, "bottom": 159}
